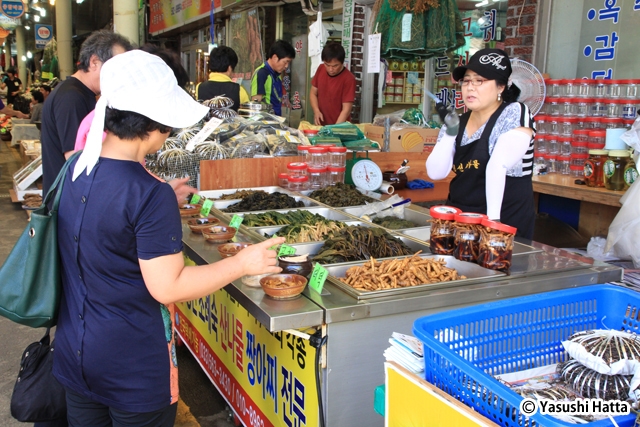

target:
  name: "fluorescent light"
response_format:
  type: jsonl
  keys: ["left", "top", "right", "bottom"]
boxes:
{"left": 24, "top": 25, "right": 30, "bottom": 30}
{"left": 40, "top": 8, "right": 46, "bottom": 16}
{"left": 21, "top": 55, "right": 26, "bottom": 62}
{"left": 33, "top": 15, "right": 40, "bottom": 22}
{"left": 27, "top": 51, "right": 32, "bottom": 58}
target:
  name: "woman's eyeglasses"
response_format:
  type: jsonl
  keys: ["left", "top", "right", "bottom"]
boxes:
{"left": 459, "top": 78, "right": 488, "bottom": 87}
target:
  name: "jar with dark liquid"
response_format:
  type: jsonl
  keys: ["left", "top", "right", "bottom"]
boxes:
{"left": 429, "top": 206, "right": 461, "bottom": 255}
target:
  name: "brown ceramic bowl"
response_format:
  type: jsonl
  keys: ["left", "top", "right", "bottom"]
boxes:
{"left": 259, "top": 274, "right": 308, "bottom": 300}
{"left": 202, "top": 225, "right": 237, "bottom": 243}
{"left": 179, "top": 203, "right": 203, "bottom": 217}
{"left": 217, "top": 242, "right": 253, "bottom": 258}
{"left": 186, "top": 217, "right": 220, "bottom": 233}
{"left": 278, "top": 255, "right": 313, "bottom": 278}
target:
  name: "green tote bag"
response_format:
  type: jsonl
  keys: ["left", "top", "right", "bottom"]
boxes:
{"left": 0, "top": 152, "right": 80, "bottom": 328}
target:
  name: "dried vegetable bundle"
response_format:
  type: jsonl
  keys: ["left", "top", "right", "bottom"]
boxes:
{"left": 201, "top": 96, "right": 238, "bottom": 120}
{"left": 242, "top": 210, "right": 318, "bottom": 227}
{"left": 222, "top": 192, "right": 304, "bottom": 213}
{"left": 371, "top": 216, "right": 417, "bottom": 229}
{"left": 558, "top": 360, "right": 637, "bottom": 400}
{"left": 214, "top": 190, "right": 264, "bottom": 201}
{"left": 276, "top": 221, "right": 345, "bottom": 244}
{"left": 308, "top": 183, "right": 376, "bottom": 207}
{"left": 341, "top": 253, "right": 465, "bottom": 291}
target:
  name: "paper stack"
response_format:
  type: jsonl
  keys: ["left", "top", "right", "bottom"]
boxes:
{"left": 383, "top": 332, "right": 424, "bottom": 374}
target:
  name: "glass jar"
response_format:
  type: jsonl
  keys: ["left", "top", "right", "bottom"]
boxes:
{"left": 562, "top": 79, "right": 577, "bottom": 97}
{"left": 622, "top": 79, "right": 640, "bottom": 99}
{"left": 584, "top": 117, "right": 603, "bottom": 130}
{"left": 588, "top": 130, "right": 606, "bottom": 149}
{"left": 559, "top": 98, "right": 576, "bottom": 116}
{"left": 584, "top": 149, "right": 609, "bottom": 187}
{"left": 307, "top": 166, "right": 328, "bottom": 190}
{"left": 328, "top": 146, "right": 347, "bottom": 167}
{"left": 624, "top": 156, "right": 638, "bottom": 187}
{"left": 534, "top": 153, "right": 547, "bottom": 173}
{"left": 559, "top": 117, "right": 578, "bottom": 136}
{"left": 278, "top": 172, "right": 289, "bottom": 188}
{"left": 534, "top": 134, "right": 547, "bottom": 153}
{"left": 573, "top": 129, "right": 590, "bottom": 144}
{"left": 429, "top": 206, "right": 462, "bottom": 255}
{"left": 571, "top": 153, "right": 589, "bottom": 167}
{"left": 297, "top": 145, "right": 311, "bottom": 164}
{"left": 546, "top": 97, "right": 561, "bottom": 116}
{"left": 546, "top": 154, "right": 558, "bottom": 173}
{"left": 621, "top": 99, "right": 640, "bottom": 120}
{"left": 572, "top": 142, "right": 589, "bottom": 155}
{"left": 558, "top": 136, "right": 572, "bottom": 155}
{"left": 558, "top": 155, "right": 571, "bottom": 175}
{"left": 604, "top": 150, "right": 631, "bottom": 191}
{"left": 535, "top": 115, "right": 548, "bottom": 134}
{"left": 605, "top": 99, "right": 623, "bottom": 118}
{"left": 594, "top": 80, "right": 609, "bottom": 98}
{"left": 307, "top": 146, "right": 328, "bottom": 168}
{"left": 327, "top": 166, "right": 346, "bottom": 184}
{"left": 574, "top": 98, "right": 592, "bottom": 117}
{"left": 287, "top": 175, "right": 309, "bottom": 192}
{"left": 609, "top": 80, "right": 623, "bottom": 98}
{"left": 576, "top": 79, "right": 596, "bottom": 98}
{"left": 478, "top": 218, "right": 516, "bottom": 271}
{"left": 287, "top": 162, "right": 308, "bottom": 178}
{"left": 453, "top": 212, "right": 486, "bottom": 263}
{"left": 547, "top": 135, "right": 559, "bottom": 154}
{"left": 570, "top": 165, "right": 584, "bottom": 178}
{"left": 590, "top": 99, "right": 606, "bottom": 117}
{"left": 547, "top": 117, "right": 560, "bottom": 135}
{"left": 575, "top": 117, "right": 587, "bottom": 130}
{"left": 545, "top": 79, "right": 563, "bottom": 98}
{"left": 601, "top": 117, "right": 624, "bottom": 130}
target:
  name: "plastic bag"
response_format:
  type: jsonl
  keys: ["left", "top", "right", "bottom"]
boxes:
{"left": 318, "top": 122, "right": 365, "bottom": 142}
{"left": 345, "top": 195, "right": 408, "bottom": 219}
{"left": 586, "top": 237, "right": 616, "bottom": 261}
{"left": 372, "top": 110, "right": 407, "bottom": 126}
{"left": 605, "top": 180, "right": 640, "bottom": 266}
{"left": 621, "top": 116, "right": 640, "bottom": 164}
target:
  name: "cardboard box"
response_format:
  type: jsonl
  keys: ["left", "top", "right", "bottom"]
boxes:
{"left": 364, "top": 125, "right": 439, "bottom": 153}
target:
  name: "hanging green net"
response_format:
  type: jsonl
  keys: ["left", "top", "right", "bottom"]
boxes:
{"left": 373, "top": 0, "right": 465, "bottom": 60}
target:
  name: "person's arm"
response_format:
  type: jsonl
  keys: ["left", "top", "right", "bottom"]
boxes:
{"left": 140, "top": 237, "right": 285, "bottom": 304}
{"left": 309, "top": 86, "right": 323, "bottom": 125}
{"left": 485, "top": 128, "right": 534, "bottom": 220}
{"left": 335, "top": 102, "right": 353, "bottom": 124}
{"left": 250, "top": 68, "right": 268, "bottom": 102}
{"left": 0, "top": 106, "right": 28, "bottom": 119}
{"left": 425, "top": 129, "right": 456, "bottom": 180}
{"left": 239, "top": 86, "right": 250, "bottom": 104}
{"left": 335, "top": 73, "right": 356, "bottom": 124}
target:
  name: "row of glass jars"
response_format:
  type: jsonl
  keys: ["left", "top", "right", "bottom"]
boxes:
{"left": 546, "top": 79, "right": 640, "bottom": 99}
{"left": 540, "top": 98, "right": 640, "bottom": 119}
{"left": 534, "top": 130, "right": 607, "bottom": 154}
{"left": 534, "top": 153, "right": 587, "bottom": 177}
{"left": 535, "top": 115, "right": 633, "bottom": 136}
{"left": 583, "top": 149, "right": 637, "bottom": 190}
{"left": 297, "top": 145, "right": 347, "bottom": 168}
{"left": 283, "top": 162, "right": 346, "bottom": 191}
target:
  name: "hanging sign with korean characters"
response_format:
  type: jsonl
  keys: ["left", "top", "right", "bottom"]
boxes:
{"left": 0, "top": 0, "right": 25, "bottom": 19}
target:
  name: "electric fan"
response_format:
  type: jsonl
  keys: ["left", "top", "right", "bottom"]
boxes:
{"left": 509, "top": 58, "right": 546, "bottom": 116}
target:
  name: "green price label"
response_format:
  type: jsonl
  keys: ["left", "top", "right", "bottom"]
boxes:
{"left": 200, "top": 199, "right": 214, "bottom": 217}
{"left": 229, "top": 214, "right": 244, "bottom": 229}
{"left": 269, "top": 234, "right": 279, "bottom": 250}
{"left": 277, "top": 244, "right": 297, "bottom": 257}
{"left": 309, "top": 263, "right": 329, "bottom": 294}
{"left": 190, "top": 194, "right": 201, "bottom": 204}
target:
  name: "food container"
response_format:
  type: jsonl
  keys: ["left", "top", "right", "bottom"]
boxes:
{"left": 605, "top": 99, "right": 623, "bottom": 118}
{"left": 303, "top": 129, "right": 318, "bottom": 137}
{"left": 328, "top": 166, "right": 346, "bottom": 184}
{"left": 576, "top": 79, "right": 596, "bottom": 98}
{"left": 594, "top": 80, "right": 609, "bottom": 98}
{"left": 559, "top": 117, "right": 577, "bottom": 136}
{"left": 179, "top": 203, "right": 203, "bottom": 217}
{"left": 558, "top": 136, "right": 572, "bottom": 155}
{"left": 217, "top": 242, "right": 253, "bottom": 258}
{"left": 328, "top": 146, "right": 347, "bottom": 167}
{"left": 241, "top": 273, "right": 271, "bottom": 288}
{"left": 534, "top": 115, "right": 548, "bottom": 134}
{"left": 584, "top": 116, "right": 602, "bottom": 130}
{"left": 608, "top": 79, "right": 623, "bottom": 98}
{"left": 429, "top": 205, "right": 461, "bottom": 255}
{"left": 453, "top": 212, "right": 487, "bottom": 263}
{"left": 546, "top": 135, "right": 559, "bottom": 154}
{"left": 571, "top": 152, "right": 588, "bottom": 167}
{"left": 590, "top": 98, "right": 606, "bottom": 117}
{"left": 545, "top": 79, "right": 563, "bottom": 98}
{"left": 572, "top": 129, "right": 590, "bottom": 144}
{"left": 534, "top": 134, "right": 546, "bottom": 153}
{"left": 394, "top": 85, "right": 404, "bottom": 94}
{"left": 287, "top": 162, "right": 308, "bottom": 178}
{"left": 547, "top": 117, "right": 560, "bottom": 135}
{"left": 622, "top": 79, "right": 640, "bottom": 99}
{"left": 545, "top": 97, "right": 561, "bottom": 116}
{"left": 558, "top": 98, "right": 576, "bottom": 116}
{"left": 574, "top": 98, "right": 592, "bottom": 117}
{"left": 570, "top": 164, "right": 583, "bottom": 178}
{"left": 394, "top": 95, "right": 403, "bottom": 102}
{"left": 278, "top": 254, "right": 313, "bottom": 278}
{"left": 307, "top": 166, "right": 328, "bottom": 190}
{"left": 412, "top": 95, "right": 421, "bottom": 103}
{"left": 288, "top": 175, "right": 309, "bottom": 192}
{"left": 587, "top": 130, "right": 606, "bottom": 149}
{"left": 308, "top": 146, "right": 328, "bottom": 168}
{"left": 604, "top": 149, "right": 631, "bottom": 191}
{"left": 259, "top": 274, "right": 308, "bottom": 299}
{"left": 477, "top": 218, "right": 517, "bottom": 271}
{"left": 385, "top": 94, "right": 394, "bottom": 103}
{"left": 625, "top": 156, "right": 638, "bottom": 187}
{"left": 601, "top": 117, "right": 624, "bottom": 129}
{"left": 278, "top": 172, "right": 289, "bottom": 188}
{"left": 584, "top": 149, "right": 609, "bottom": 187}
{"left": 186, "top": 217, "right": 220, "bottom": 233}
{"left": 202, "top": 225, "right": 237, "bottom": 243}
{"left": 621, "top": 99, "right": 640, "bottom": 120}
{"left": 561, "top": 79, "right": 577, "bottom": 97}
{"left": 557, "top": 154, "right": 571, "bottom": 175}
{"left": 545, "top": 154, "right": 557, "bottom": 174}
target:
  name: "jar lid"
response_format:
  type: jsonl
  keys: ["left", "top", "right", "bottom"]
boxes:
{"left": 556, "top": 97, "right": 571, "bottom": 103}
{"left": 307, "top": 167, "right": 328, "bottom": 173}
{"left": 588, "top": 130, "right": 606, "bottom": 137}
{"left": 288, "top": 175, "right": 309, "bottom": 182}
{"left": 592, "top": 98, "right": 607, "bottom": 102}
{"left": 278, "top": 172, "right": 289, "bottom": 179}
{"left": 317, "top": 143, "right": 337, "bottom": 147}
{"left": 584, "top": 117, "right": 602, "bottom": 123}
{"left": 572, "top": 141, "right": 588, "bottom": 147}
{"left": 609, "top": 150, "right": 631, "bottom": 157}
{"left": 545, "top": 154, "right": 558, "bottom": 159}
{"left": 588, "top": 149, "right": 609, "bottom": 155}
{"left": 560, "top": 79, "right": 575, "bottom": 84}
{"left": 570, "top": 165, "right": 584, "bottom": 170}
{"left": 534, "top": 134, "right": 547, "bottom": 140}
{"left": 287, "top": 162, "right": 308, "bottom": 170}
{"left": 558, "top": 136, "right": 572, "bottom": 142}
{"left": 297, "top": 145, "right": 310, "bottom": 152}
{"left": 560, "top": 117, "right": 579, "bottom": 122}
{"left": 571, "top": 153, "right": 589, "bottom": 159}
{"left": 587, "top": 143, "right": 606, "bottom": 149}
{"left": 545, "top": 79, "right": 563, "bottom": 84}
{"left": 454, "top": 212, "right": 487, "bottom": 224}
{"left": 545, "top": 97, "right": 560, "bottom": 102}
{"left": 430, "top": 205, "right": 461, "bottom": 220}
{"left": 573, "top": 129, "right": 591, "bottom": 135}
{"left": 609, "top": 79, "right": 624, "bottom": 85}
{"left": 534, "top": 114, "right": 547, "bottom": 120}
{"left": 577, "top": 98, "right": 595, "bottom": 103}
{"left": 601, "top": 117, "right": 624, "bottom": 123}
{"left": 481, "top": 218, "right": 517, "bottom": 235}
{"left": 308, "top": 146, "right": 328, "bottom": 153}
{"left": 578, "top": 79, "right": 597, "bottom": 84}
{"left": 303, "top": 129, "right": 319, "bottom": 135}
{"left": 558, "top": 155, "right": 571, "bottom": 160}
{"left": 328, "top": 146, "right": 348, "bottom": 153}
{"left": 597, "top": 80, "right": 613, "bottom": 85}
{"left": 328, "top": 166, "right": 346, "bottom": 172}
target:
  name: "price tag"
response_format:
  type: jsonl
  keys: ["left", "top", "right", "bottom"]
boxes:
{"left": 185, "top": 117, "right": 223, "bottom": 151}
{"left": 308, "top": 263, "right": 329, "bottom": 294}
{"left": 277, "top": 244, "right": 297, "bottom": 257}
{"left": 269, "top": 234, "right": 279, "bottom": 250}
{"left": 200, "top": 199, "right": 214, "bottom": 217}
{"left": 229, "top": 214, "right": 244, "bottom": 229}
{"left": 190, "top": 194, "right": 201, "bottom": 204}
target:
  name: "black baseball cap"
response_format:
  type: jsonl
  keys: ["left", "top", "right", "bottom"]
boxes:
{"left": 452, "top": 48, "right": 512, "bottom": 82}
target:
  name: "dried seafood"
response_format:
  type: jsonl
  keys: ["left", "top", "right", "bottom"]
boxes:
{"left": 566, "top": 330, "right": 640, "bottom": 365}
{"left": 558, "top": 360, "right": 637, "bottom": 400}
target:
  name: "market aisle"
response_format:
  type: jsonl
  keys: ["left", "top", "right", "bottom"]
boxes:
{"left": 0, "top": 142, "right": 232, "bottom": 427}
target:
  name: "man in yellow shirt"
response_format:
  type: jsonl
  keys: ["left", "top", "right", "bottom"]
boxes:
{"left": 196, "top": 46, "right": 249, "bottom": 111}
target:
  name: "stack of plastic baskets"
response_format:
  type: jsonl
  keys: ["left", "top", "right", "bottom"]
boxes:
{"left": 413, "top": 285, "right": 640, "bottom": 427}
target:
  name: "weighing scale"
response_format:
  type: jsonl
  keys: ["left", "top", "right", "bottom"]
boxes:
{"left": 345, "top": 150, "right": 383, "bottom": 191}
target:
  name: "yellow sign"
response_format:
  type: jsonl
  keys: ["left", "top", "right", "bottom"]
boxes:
{"left": 176, "top": 257, "right": 319, "bottom": 426}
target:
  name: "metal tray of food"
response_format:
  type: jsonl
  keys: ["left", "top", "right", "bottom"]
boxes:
{"left": 225, "top": 207, "right": 355, "bottom": 225}
{"left": 214, "top": 195, "right": 319, "bottom": 212}
{"left": 254, "top": 220, "right": 365, "bottom": 243}
{"left": 299, "top": 190, "right": 379, "bottom": 209}
{"left": 325, "top": 254, "right": 506, "bottom": 300}
{"left": 340, "top": 206, "right": 431, "bottom": 230}
{"left": 199, "top": 186, "right": 300, "bottom": 200}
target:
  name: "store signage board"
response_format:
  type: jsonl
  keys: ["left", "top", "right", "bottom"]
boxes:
{"left": 176, "top": 256, "right": 319, "bottom": 427}
{"left": 341, "top": 0, "right": 354, "bottom": 69}
{"left": 149, "top": 0, "right": 220, "bottom": 34}
{"left": 0, "top": 0, "right": 24, "bottom": 19}
{"left": 367, "top": 34, "right": 381, "bottom": 73}
{"left": 35, "top": 25, "right": 53, "bottom": 48}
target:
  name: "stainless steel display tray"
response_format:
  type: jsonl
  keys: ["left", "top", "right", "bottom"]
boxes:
{"left": 214, "top": 195, "right": 318, "bottom": 211}
{"left": 285, "top": 235, "right": 430, "bottom": 258}
{"left": 221, "top": 207, "right": 354, "bottom": 225}
{"left": 199, "top": 186, "right": 300, "bottom": 200}
{"left": 325, "top": 254, "right": 506, "bottom": 300}
{"left": 255, "top": 220, "right": 364, "bottom": 241}
{"left": 339, "top": 207, "right": 431, "bottom": 230}
{"left": 299, "top": 190, "right": 379, "bottom": 209}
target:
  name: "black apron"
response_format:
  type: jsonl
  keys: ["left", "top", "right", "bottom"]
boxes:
{"left": 197, "top": 81, "right": 241, "bottom": 112}
{"left": 446, "top": 103, "right": 535, "bottom": 239}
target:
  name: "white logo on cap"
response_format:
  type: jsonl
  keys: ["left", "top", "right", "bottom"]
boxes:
{"left": 479, "top": 53, "right": 506, "bottom": 70}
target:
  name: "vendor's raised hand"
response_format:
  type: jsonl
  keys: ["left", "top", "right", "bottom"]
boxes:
{"left": 235, "top": 237, "right": 286, "bottom": 276}
{"left": 168, "top": 176, "right": 197, "bottom": 203}
{"left": 314, "top": 111, "right": 324, "bottom": 126}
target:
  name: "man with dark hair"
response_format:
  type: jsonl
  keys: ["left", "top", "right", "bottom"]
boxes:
{"left": 251, "top": 40, "right": 295, "bottom": 116}
{"left": 30, "top": 90, "right": 44, "bottom": 124}
{"left": 40, "top": 84, "right": 52, "bottom": 101}
{"left": 196, "top": 46, "right": 249, "bottom": 111}
{"left": 1, "top": 67, "right": 22, "bottom": 105}
{"left": 310, "top": 42, "right": 356, "bottom": 125}
{"left": 40, "top": 29, "right": 132, "bottom": 195}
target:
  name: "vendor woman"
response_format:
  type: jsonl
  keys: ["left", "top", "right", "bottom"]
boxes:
{"left": 426, "top": 48, "right": 536, "bottom": 239}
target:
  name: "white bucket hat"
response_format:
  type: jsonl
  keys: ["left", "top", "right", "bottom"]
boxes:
{"left": 73, "top": 49, "right": 208, "bottom": 180}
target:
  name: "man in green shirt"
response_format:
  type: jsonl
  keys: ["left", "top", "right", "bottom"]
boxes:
{"left": 251, "top": 40, "right": 295, "bottom": 116}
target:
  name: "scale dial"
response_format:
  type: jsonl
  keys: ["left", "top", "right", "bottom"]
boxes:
{"left": 351, "top": 159, "right": 383, "bottom": 191}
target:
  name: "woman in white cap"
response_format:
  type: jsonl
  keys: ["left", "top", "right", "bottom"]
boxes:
{"left": 426, "top": 48, "right": 536, "bottom": 238}
{"left": 53, "top": 50, "right": 285, "bottom": 426}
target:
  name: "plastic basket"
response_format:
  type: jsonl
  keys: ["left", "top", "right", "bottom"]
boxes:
{"left": 413, "top": 285, "right": 640, "bottom": 427}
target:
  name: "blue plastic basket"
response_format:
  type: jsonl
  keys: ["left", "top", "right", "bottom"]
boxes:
{"left": 413, "top": 285, "right": 640, "bottom": 427}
